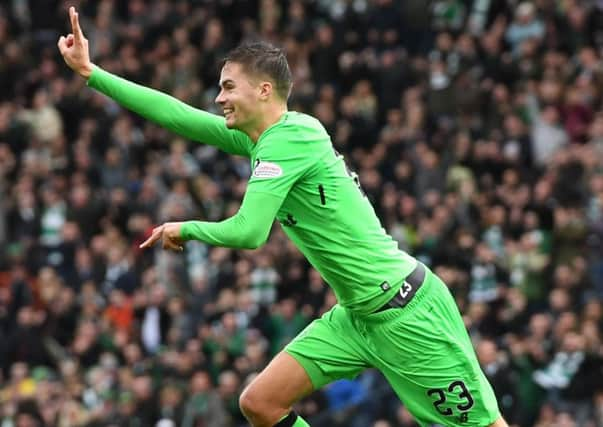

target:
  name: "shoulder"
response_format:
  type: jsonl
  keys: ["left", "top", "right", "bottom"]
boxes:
{"left": 258, "top": 112, "right": 330, "bottom": 152}
{"left": 284, "top": 111, "right": 328, "bottom": 134}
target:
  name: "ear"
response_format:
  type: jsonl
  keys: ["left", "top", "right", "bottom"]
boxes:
{"left": 259, "top": 81, "right": 273, "bottom": 101}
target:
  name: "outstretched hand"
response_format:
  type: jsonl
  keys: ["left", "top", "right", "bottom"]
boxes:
{"left": 57, "top": 6, "right": 93, "bottom": 78}
{"left": 140, "top": 222, "right": 185, "bottom": 252}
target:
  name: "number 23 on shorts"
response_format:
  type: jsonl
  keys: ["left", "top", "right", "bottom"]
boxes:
{"left": 427, "top": 380, "right": 474, "bottom": 422}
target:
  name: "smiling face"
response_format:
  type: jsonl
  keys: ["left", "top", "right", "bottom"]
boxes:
{"left": 215, "top": 61, "right": 265, "bottom": 131}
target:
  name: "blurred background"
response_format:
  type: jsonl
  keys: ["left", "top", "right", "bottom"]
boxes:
{"left": 1, "top": 0, "right": 603, "bottom": 426}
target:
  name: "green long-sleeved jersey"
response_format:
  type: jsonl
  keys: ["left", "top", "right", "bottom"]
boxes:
{"left": 88, "top": 67, "right": 417, "bottom": 314}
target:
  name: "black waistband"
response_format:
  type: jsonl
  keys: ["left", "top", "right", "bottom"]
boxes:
{"left": 373, "top": 263, "right": 426, "bottom": 313}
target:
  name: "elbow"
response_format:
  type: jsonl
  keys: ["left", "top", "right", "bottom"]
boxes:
{"left": 238, "top": 231, "right": 268, "bottom": 250}
{"left": 241, "top": 235, "right": 267, "bottom": 250}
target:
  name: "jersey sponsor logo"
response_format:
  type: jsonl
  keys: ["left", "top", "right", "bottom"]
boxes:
{"left": 252, "top": 160, "right": 283, "bottom": 179}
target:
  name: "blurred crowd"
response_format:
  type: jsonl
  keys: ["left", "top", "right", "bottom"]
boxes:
{"left": 1, "top": 0, "right": 603, "bottom": 426}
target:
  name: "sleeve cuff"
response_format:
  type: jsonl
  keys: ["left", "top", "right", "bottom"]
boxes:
{"left": 180, "top": 221, "right": 196, "bottom": 241}
{"left": 86, "top": 64, "right": 102, "bottom": 87}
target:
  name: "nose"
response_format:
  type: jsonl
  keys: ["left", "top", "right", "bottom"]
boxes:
{"left": 215, "top": 89, "right": 225, "bottom": 105}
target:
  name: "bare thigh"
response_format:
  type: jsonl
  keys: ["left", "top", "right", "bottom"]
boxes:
{"left": 489, "top": 415, "right": 510, "bottom": 427}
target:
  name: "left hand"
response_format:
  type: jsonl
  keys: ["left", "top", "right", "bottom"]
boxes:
{"left": 140, "top": 222, "right": 185, "bottom": 252}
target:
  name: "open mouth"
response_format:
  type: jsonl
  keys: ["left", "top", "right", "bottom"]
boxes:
{"left": 224, "top": 108, "right": 234, "bottom": 117}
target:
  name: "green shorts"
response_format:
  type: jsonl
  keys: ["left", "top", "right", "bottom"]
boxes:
{"left": 285, "top": 266, "right": 500, "bottom": 426}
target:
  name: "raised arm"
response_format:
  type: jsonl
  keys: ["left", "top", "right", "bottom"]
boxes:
{"left": 86, "top": 68, "right": 252, "bottom": 156}
{"left": 57, "top": 7, "right": 252, "bottom": 156}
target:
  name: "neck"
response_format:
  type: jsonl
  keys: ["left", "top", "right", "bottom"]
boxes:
{"left": 246, "top": 103, "right": 288, "bottom": 142}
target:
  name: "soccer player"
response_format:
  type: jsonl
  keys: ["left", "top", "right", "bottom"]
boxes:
{"left": 58, "top": 7, "right": 509, "bottom": 427}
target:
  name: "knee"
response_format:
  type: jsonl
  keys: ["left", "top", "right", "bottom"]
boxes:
{"left": 239, "top": 385, "right": 286, "bottom": 425}
{"left": 239, "top": 385, "right": 267, "bottom": 421}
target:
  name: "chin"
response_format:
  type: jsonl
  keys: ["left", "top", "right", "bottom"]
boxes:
{"left": 224, "top": 117, "right": 237, "bottom": 129}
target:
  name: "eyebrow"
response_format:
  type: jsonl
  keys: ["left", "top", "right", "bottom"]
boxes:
{"left": 219, "top": 79, "right": 235, "bottom": 88}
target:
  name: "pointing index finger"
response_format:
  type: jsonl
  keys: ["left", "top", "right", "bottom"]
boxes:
{"left": 69, "top": 6, "right": 85, "bottom": 42}
{"left": 139, "top": 226, "right": 163, "bottom": 249}
{"left": 139, "top": 233, "right": 159, "bottom": 249}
